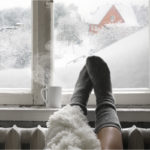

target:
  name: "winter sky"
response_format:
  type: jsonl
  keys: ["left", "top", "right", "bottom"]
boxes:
{"left": 0, "top": 0, "right": 148, "bottom": 11}
{"left": 55, "top": 0, "right": 149, "bottom": 18}
{"left": 55, "top": 0, "right": 149, "bottom": 7}
{"left": 0, "top": 0, "right": 31, "bottom": 10}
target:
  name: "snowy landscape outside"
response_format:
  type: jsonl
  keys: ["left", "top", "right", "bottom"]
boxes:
{"left": 53, "top": 0, "right": 149, "bottom": 89}
{"left": 0, "top": 0, "right": 149, "bottom": 90}
{"left": 0, "top": 0, "right": 31, "bottom": 89}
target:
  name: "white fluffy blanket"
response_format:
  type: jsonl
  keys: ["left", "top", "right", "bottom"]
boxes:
{"left": 45, "top": 105, "right": 101, "bottom": 150}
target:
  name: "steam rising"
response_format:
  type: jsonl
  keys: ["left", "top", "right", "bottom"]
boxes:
{"left": 33, "top": 40, "right": 54, "bottom": 87}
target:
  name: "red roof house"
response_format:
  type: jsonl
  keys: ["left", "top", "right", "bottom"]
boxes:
{"left": 87, "top": 4, "right": 138, "bottom": 33}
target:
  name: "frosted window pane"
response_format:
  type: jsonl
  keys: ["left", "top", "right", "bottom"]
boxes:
{"left": 53, "top": 0, "right": 149, "bottom": 89}
{"left": 0, "top": 0, "right": 31, "bottom": 89}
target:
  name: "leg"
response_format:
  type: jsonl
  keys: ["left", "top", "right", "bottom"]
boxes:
{"left": 97, "top": 127, "right": 123, "bottom": 150}
{"left": 70, "top": 65, "right": 92, "bottom": 115}
{"left": 86, "top": 56, "right": 123, "bottom": 149}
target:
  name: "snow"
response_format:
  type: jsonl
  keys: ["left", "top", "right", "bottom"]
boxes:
{"left": 53, "top": 27, "right": 149, "bottom": 89}
{"left": 0, "top": 68, "right": 31, "bottom": 88}
{"left": 115, "top": 3, "right": 139, "bottom": 26}
{"left": 95, "top": 26, "right": 149, "bottom": 88}
{"left": 0, "top": 27, "right": 149, "bottom": 89}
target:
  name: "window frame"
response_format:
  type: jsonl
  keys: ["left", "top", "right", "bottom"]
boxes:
{"left": 62, "top": 88, "right": 150, "bottom": 106}
{"left": 0, "top": 0, "right": 149, "bottom": 107}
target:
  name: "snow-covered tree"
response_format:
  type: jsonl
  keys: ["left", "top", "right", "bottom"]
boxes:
{"left": 0, "top": 8, "right": 31, "bottom": 69}
{"left": 132, "top": 4, "right": 149, "bottom": 27}
{"left": 55, "top": 3, "right": 88, "bottom": 45}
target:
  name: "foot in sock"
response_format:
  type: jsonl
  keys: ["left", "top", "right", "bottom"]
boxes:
{"left": 86, "top": 56, "right": 121, "bottom": 132}
{"left": 86, "top": 56, "right": 114, "bottom": 105}
{"left": 70, "top": 65, "right": 92, "bottom": 115}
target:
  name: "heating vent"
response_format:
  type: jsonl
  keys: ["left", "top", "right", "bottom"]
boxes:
{"left": 0, "top": 125, "right": 150, "bottom": 149}
{"left": 0, "top": 125, "right": 47, "bottom": 149}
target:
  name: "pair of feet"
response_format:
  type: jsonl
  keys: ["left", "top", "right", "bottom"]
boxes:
{"left": 70, "top": 56, "right": 114, "bottom": 115}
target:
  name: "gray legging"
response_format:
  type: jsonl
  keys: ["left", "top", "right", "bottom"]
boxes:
{"left": 94, "top": 96, "right": 121, "bottom": 133}
{"left": 71, "top": 97, "right": 121, "bottom": 134}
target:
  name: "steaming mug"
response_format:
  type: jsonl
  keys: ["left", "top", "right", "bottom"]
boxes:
{"left": 41, "top": 86, "right": 62, "bottom": 108}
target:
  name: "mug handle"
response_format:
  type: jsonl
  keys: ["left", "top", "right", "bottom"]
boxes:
{"left": 41, "top": 87, "right": 48, "bottom": 103}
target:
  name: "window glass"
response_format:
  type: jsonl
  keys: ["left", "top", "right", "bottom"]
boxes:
{"left": 53, "top": 0, "right": 149, "bottom": 89}
{"left": 0, "top": 0, "right": 31, "bottom": 89}
{"left": 110, "top": 16, "right": 115, "bottom": 22}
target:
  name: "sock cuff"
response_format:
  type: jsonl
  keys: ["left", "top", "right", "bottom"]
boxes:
{"left": 70, "top": 103, "right": 87, "bottom": 116}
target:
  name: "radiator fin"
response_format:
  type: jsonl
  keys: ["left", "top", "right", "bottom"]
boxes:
{"left": 5, "top": 125, "right": 20, "bottom": 149}
{"left": 31, "top": 125, "right": 46, "bottom": 149}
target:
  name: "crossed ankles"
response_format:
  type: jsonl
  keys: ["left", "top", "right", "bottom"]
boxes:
{"left": 70, "top": 56, "right": 122, "bottom": 149}
{"left": 70, "top": 56, "right": 121, "bottom": 132}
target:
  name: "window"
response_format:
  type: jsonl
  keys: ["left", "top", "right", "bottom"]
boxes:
{"left": 0, "top": 0, "right": 32, "bottom": 105}
{"left": 110, "top": 15, "right": 115, "bottom": 22}
{"left": 53, "top": 0, "right": 149, "bottom": 89}
{"left": 53, "top": 0, "right": 150, "bottom": 105}
{"left": 0, "top": 0, "right": 149, "bottom": 106}
{"left": 0, "top": 0, "right": 31, "bottom": 90}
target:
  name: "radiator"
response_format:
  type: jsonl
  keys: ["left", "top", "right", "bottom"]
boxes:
{"left": 0, "top": 125, "right": 150, "bottom": 149}
{"left": 0, "top": 125, "right": 47, "bottom": 149}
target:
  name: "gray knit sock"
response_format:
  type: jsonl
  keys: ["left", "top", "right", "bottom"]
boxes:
{"left": 86, "top": 56, "right": 121, "bottom": 133}
{"left": 70, "top": 65, "right": 92, "bottom": 115}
